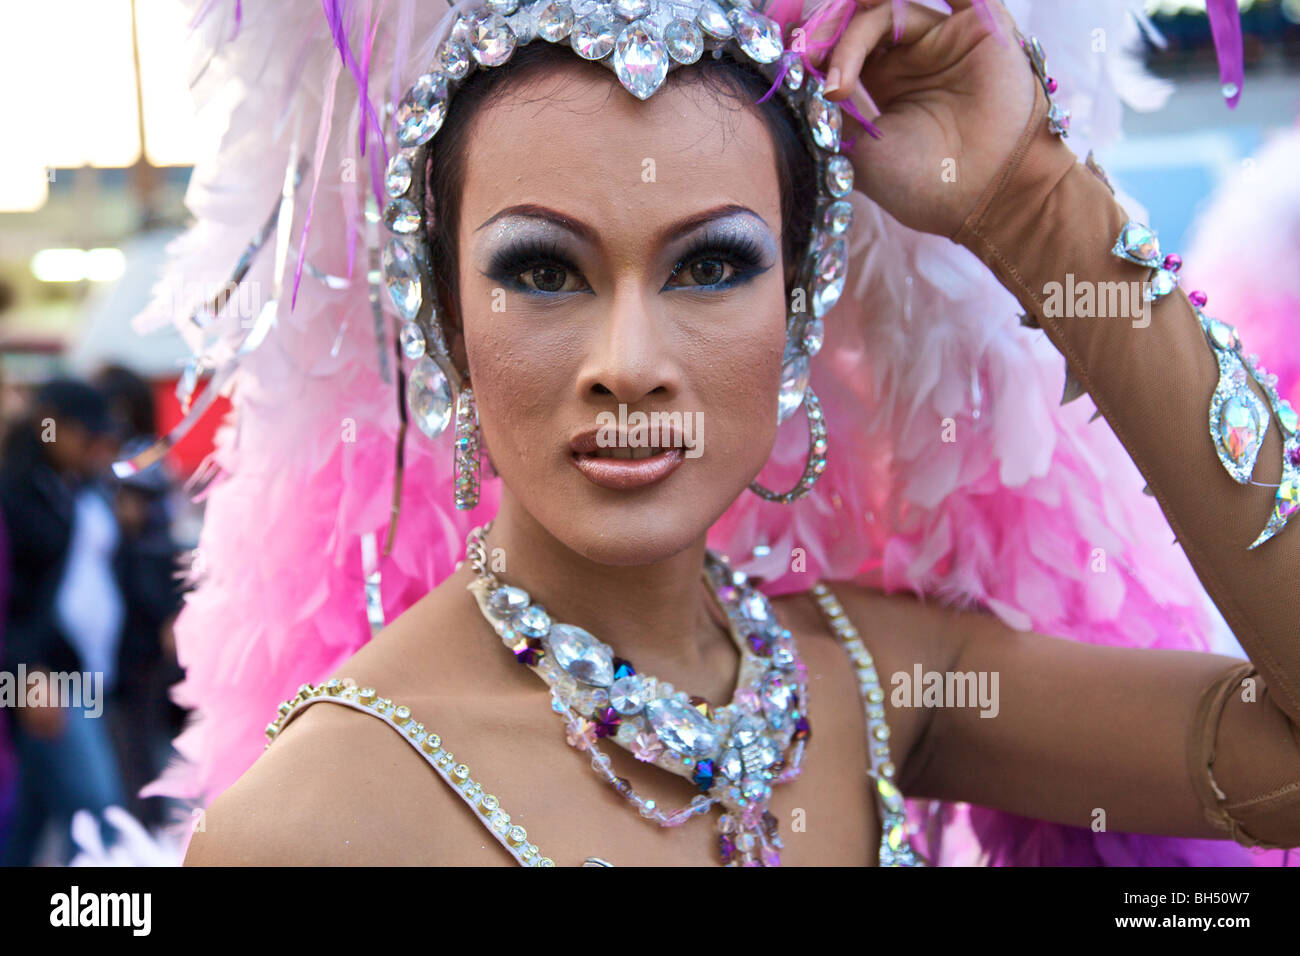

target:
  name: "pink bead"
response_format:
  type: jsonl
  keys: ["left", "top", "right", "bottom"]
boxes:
{"left": 1162, "top": 253, "right": 1182, "bottom": 272}
{"left": 1189, "top": 290, "right": 1208, "bottom": 308}
{"left": 1046, "top": 77, "right": 1058, "bottom": 94}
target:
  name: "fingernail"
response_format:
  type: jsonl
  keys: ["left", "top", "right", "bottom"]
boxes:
{"left": 824, "top": 66, "right": 840, "bottom": 94}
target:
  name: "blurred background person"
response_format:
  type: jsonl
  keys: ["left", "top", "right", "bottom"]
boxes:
{"left": 95, "top": 364, "right": 185, "bottom": 831}
{"left": 0, "top": 377, "right": 127, "bottom": 865}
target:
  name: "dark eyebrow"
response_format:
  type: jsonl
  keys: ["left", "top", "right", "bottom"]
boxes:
{"left": 474, "top": 202, "right": 767, "bottom": 247}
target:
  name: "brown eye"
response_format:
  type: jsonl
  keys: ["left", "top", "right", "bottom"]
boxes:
{"left": 516, "top": 264, "right": 584, "bottom": 293}
{"left": 670, "top": 256, "right": 737, "bottom": 288}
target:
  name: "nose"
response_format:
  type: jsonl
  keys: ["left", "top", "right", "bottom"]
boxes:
{"left": 574, "top": 284, "right": 680, "bottom": 405}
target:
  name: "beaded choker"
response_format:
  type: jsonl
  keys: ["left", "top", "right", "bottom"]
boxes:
{"left": 464, "top": 522, "right": 811, "bottom": 866}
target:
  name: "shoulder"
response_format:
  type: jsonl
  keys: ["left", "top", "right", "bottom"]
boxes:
{"left": 183, "top": 694, "right": 457, "bottom": 866}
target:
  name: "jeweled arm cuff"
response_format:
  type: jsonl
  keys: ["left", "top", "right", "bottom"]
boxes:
{"left": 1110, "top": 221, "right": 1300, "bottom": 549}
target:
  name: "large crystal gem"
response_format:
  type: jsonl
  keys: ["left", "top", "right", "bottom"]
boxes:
{"left": 1144, "top": 267, "right": 1178, "bottom": 301}
{"left": 472, "top": 13, "right": 518, "bottom": 66}
{"left": 696, "top": 0, "right": 732, "bottom": 39}
{"left": 728, "top": 8, "right": 782, "bottom": 63}
{"left": 439, "top": 39, "right": 471, "bottom": 80}
{"left": 613, "top": 22, "right": 668, "bottom": 100}
{"left": 1114, "top": 221, "right": 1159, "bottom": 266}
{"left": 812, "top": 236, "right": 847, "bottom": 318}
{"left": 489, "top": 586, "right": 530, "bottom": 614}
{"left": 515, "top": 604, "right": 551, "bottom": 637}
{"left": 826, "top": 155, "right": 853, "bottom": 197}
{"left": 547, "top": 623, "right": 614, "bottom": 686}
{"left": 730, "top": 714, "right": 764, "bottom": 748}
{"left": 399, "top": 321, "right": 426, "bottom": 359}
{"left": 719, "top": 748, "right": 743, "bottom": 781}
{"left": 805, "top": 92, "right": 841, "bottom": 151}
{"left": 664, "top": 17, "right": 702, "bottom": 63}
{"left": 395, "top": 73, "right": 448, "bottom": 147}
{"left": 570, "top": 12, "right": 617, "bottom": 58}
{"left": 1276, "top": 477, "right": 1299, "bottom": 519}
{"left": 784, "top": 55, "right": 804, "bottom": 90}
{"left": 537, "top": 1, "right": 574, "bottom": 41}
{"left": 1218, "top": 392, "right": 1264, "bottom": 465}
{"left": 801, "top": 317, "right": 824, "bottom": 357}
{"left": 613, "top": 0, "right": 650, "bottom": 19}
{"left": 384, "top": 153, "right": 412, "bottom": 198}
{"left": 406, "top": 356, "right": 452, "bottom": 439}
{"left": 382, "top": 238, "right": 422, "bottom": 321}
{"left": 610, "top": 674, "right": 650, "bottom": 714}
{"left": 1206, "top": 318, "right": 1238, "bottom": 350}
{"left": 1278, "top": 401, "right": 1298, "bottom": 435}
{"left": 761, "top": 670, "right": 794, "bottom": 719}
{"left": 777, "top": 349, "right": 810, "bottom": 424}
{"left": 383, "top": 198, "right": 421, "bottom": 235}
{"left": 645, "top": 698, "right": 719, "bottom": 758}
{"left": 824, "top": 199, "right": 853, "bottom": 236}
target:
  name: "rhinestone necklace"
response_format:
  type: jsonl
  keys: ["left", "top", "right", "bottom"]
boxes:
{"left": 463, "top": 522, "right": 811, "bottom": 866}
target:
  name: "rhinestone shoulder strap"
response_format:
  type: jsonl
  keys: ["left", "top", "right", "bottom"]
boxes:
{"left": 265, "top": 678, "right": 558, "bottom": 866}
{"left": 810, "top": 582, "right": 926, "bottom": 867}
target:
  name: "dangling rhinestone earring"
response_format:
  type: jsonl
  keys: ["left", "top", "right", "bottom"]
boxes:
{"left": 748, "top": 386, "right": 828, "bottom": 504}
{"left": 453, "top": 383, "right": 481, "bottom": 510}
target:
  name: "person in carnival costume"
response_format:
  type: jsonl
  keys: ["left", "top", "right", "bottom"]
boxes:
{"left": 120, "top": 0, "right": 1297, "bottom": 866}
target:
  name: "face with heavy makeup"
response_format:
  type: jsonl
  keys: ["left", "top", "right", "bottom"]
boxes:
{"left": 450, "top": 58, "right": 790, "bottom": 566}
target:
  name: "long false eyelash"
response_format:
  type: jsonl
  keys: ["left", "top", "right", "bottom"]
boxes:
{"left": 669, "top": 231, "right": 769, "bottom": 283}
{"left": 487, "top": 237, "right": 583, "bottom": 286}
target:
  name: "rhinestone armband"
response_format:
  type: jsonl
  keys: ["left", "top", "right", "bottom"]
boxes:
{"left": 1112, "top": 220, "right": 1299, "bottom": 548}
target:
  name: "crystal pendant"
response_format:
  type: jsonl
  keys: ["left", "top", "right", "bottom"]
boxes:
{"left": 472, "top": 13, "right": 518, "bottom": 66}
{"left": 812, "top": 236, "right": 847, "bottom": 318}
{"left": 1217, "top": 392, "right": 1266, "bottom": 474}
{"left": 805, "top": 92, "right": 842, "bottom": 152}
{"left": 664, "top": 17, "right": 703, "bottom": 63}
{"left": 439, "top": 39, "right": 472, "bottom": 80}
{"left": 777, "top": 349, "right": 810, "bottom": 424}
{"left": 383, "top": 198, "right": 421, "bottom": 235}
{"left": 727, "top": 7, "right": 782, "bottom": 63}
{"left": 382, "top": 238, "right": 422, "bottom": 321}
{"left": 395, "top": 73, "right": 448, "bottom": 147}
{"left": 547, "top": 623, "right": 615, "bottom": 686}
{"left": 613, "top": 22, "right": 668, "bottom": 100}
{"left": 399, "top": 321, "right": 426, "bottom": 359}
{"left": 801, "top": 317, "right": 824, "bottom": 357}
{"left": 537, "top": 1, "right": 574, "bottom": 41}
{"left": 406, "top": 356, "right": 453, "bottom": 439}
{"left": 825, "top": 155, "right": 853, "bottom": 197}
{"left": 571, "top": 11, "right": 617, "bottom": 58}
{"left": 385, "top": 154, "right": 413, "bottom": 198}
{"left": 696, "top": 0, "right": 732, "bottom": 39}
{"left": 613, "top": 0, "right": 651, "bottom": 19}
{"left": 645, "top": 698, "right": 719, "bottom": 759}
{"left": 824, "top": 200, "right": 852, "bottom": 236}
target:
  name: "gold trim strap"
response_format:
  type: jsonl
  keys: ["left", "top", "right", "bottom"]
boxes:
{"left": 265, "top": 678, "right": 555, "bottom": 866}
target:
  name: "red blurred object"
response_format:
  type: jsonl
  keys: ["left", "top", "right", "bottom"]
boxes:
{"left": 153, "top": 376, "right": 231, "bottom": 478}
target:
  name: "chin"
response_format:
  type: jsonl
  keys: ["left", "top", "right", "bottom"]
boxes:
{"left": 541, "top": 463, "right": 747, "bottom": 567}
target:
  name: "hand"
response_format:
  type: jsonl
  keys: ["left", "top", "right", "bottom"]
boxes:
{"left": 808, "top": 0, "right": 1036, "bottom": 237}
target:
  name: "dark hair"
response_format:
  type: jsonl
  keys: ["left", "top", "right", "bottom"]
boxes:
{"left": 424, "top": 40, "right": 818, "bottom": 342}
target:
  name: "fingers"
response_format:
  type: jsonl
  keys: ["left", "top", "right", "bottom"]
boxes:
{"left": 821, "top": 1, "right": 946, "bottom": 102}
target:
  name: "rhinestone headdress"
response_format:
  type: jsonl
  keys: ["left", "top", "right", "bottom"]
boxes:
{"left": 384, "top": 0, "right": 852, "bottom": 454}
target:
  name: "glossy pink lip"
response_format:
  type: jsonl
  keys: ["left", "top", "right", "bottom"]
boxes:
{"left": 568, "top": 424, "right": 687, "bottom": 491}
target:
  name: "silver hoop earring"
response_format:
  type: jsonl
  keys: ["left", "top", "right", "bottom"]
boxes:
{"left": 454, "top": 384, "right": 481, "bottom": 510}
{"left": 748, "top": 386, "right": 828, "bottom": 504}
